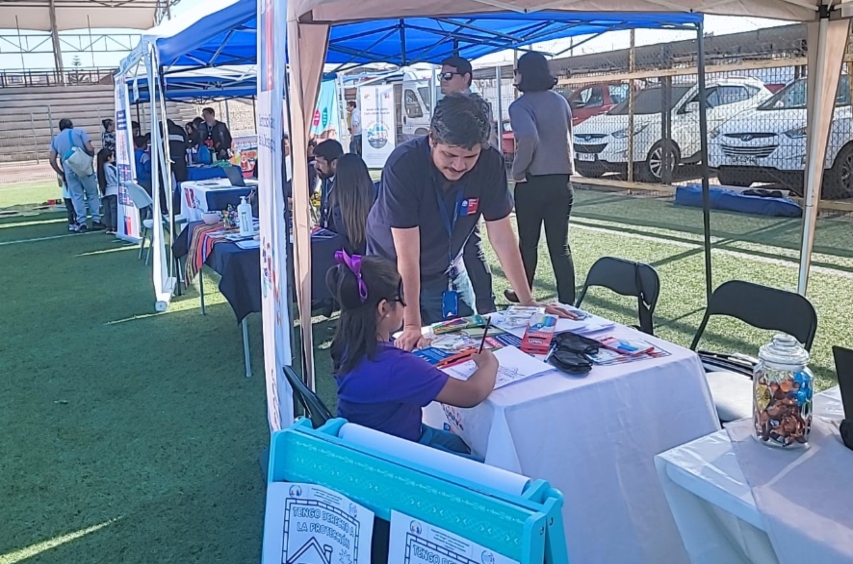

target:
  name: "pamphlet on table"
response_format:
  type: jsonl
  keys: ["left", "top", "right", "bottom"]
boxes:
{"left": 441, "top": 345, "right": 553, "bottom": 390}
{"left": 388, "top": 510, "right": 519, "bottom": 564}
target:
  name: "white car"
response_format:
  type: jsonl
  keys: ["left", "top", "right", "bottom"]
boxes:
{"left": 573, "top": 78, "right": 772, "bottom": 183}
{"left": 708, "top": 75, "right": 853, "bottom": 198}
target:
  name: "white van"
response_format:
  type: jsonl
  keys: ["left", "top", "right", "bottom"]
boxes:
{"left": 708, "top": 75, "right": 852, "bottom": 199}
{"left": 574, "top": 77, "right": 772, "bottom": 182}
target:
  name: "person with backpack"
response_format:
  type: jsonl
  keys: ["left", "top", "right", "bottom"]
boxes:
{"left": 48, "top": 118, "right": 105, "bottom": 232}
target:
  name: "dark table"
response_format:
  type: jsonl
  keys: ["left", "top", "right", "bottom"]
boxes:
{"left": 173, "top": 222, "right": 345, "bottom": 323}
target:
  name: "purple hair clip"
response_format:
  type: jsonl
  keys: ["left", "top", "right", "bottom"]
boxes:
{"left": 335, "top": 250, "right": 368, "bottom": 303}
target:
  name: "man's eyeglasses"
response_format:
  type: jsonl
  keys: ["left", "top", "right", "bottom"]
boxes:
{"left": 440, "top": 72, "right": 463, "bottom": 82}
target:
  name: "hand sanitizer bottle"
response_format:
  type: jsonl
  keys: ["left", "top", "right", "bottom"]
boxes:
{"left": 237, "top": 196, "right": 253, "bottom": 236}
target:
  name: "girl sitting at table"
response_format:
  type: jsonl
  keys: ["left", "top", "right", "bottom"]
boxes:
{"left": 96, "top": 148, "right": 120, "bottom": 234}
{"left": 323, "top": 154, "right": 375, "bottom": 254}
{"left": 326, "top": 252, "right": 497, "bottom": 458}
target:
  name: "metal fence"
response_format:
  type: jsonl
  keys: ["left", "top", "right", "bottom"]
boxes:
{"left": 473, "top": 37, "right": 853, "bottom": 204}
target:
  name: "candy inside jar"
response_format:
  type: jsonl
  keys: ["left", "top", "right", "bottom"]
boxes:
{"left": 753, "top": 334, "right": 813, "bottom": 448}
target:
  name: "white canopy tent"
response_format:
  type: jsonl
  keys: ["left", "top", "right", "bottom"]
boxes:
{"left": 278, "top": 0, "right": 852, "bottom": 385}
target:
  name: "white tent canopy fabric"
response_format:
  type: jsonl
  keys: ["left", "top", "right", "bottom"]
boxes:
{"left": 279, "top": 0, "right": 851, "bottom": 385}
{"left": 290, "top": 0, "right": 835, "bottom": 24}
{"left": 2, "top": 0, "right": 162, "bottom": 30}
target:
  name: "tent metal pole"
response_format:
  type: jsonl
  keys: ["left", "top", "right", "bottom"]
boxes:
{"left": 696, "top": 21, "right": 713, "bottom": 303}
{"left": 399, "top": 21, "right": 407, "bottom": 66}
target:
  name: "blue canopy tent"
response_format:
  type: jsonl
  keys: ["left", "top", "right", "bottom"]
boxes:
{"left": 116, "top": 0, "right": 704, "bottom": 395}
{"left": 119, "top": 0, "right": 701, "bottom": 74}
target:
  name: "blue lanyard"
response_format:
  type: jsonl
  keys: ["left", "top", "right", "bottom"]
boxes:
{"left": 434, "top": 183, "right": 463, "bottom": 273}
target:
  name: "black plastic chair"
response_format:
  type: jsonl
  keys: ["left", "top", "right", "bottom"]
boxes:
{"left": 691, "top": 280, "right": 818, "bottom": 422}
{"left": 575, "top": 257, "right": 661, "bottom": 335}
{"left": 282, "top": 365, "right": 333, "bottom": 428}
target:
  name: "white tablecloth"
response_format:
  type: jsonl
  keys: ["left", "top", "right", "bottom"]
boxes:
{"left": 423, "top": 326, "right": 720, "bottom": 564}
{"left": 180, "top": 179, "right": 256, "bottom": 222}
{"left": 655, "top": 388, "right": 846, "bottom": 564}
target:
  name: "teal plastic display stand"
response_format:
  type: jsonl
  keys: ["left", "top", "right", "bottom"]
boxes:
{"left": 267, "top": 418, "right": 569, "bottom": 563}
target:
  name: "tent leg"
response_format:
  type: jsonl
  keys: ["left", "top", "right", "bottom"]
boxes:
{"left": 199, "top": 268, "right": 206, "bottom": 315}
{"left": 798, "top": 17, "right": 850, "bottom": 295}
{"left": 242, "top": 318, "right": 252, "bottom": 378}
{"left": 696, "top": 21, "right": 713, "bottom": 303}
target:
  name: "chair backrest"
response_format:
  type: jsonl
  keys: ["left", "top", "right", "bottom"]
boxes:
{"left": 122, "top": 181, "right": 154, "bottom": 210}
{"left": 690, "top": 280, "right": 818, "bottom": 351}
{"left": 832, "top": 346, "right": 853, "bottom": 420}
{"left": 282, "top": 365, "right": 333, "bottom": 428}
{"left": 575, "top": 256, "right": 661, "bottom": 335}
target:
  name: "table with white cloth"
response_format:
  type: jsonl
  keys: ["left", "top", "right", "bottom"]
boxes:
{"left": 423, "top": 319, "right": 721, "bottom": 564}
{"left": 655, "top": 388, "right": 850, "bottom": 564}
{"left": 179, "top": 178, "right": 255, "bottom": 222}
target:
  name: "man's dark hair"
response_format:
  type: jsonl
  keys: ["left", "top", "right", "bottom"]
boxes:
{"left": 102, "top": 118, "right": 113, "bottom": 129}
{"left": 429, "top": 93, "right": 489, "bottom": 149}
{"left": 314, "top": 139, "right": 344, "bottom": 162}
{"left": 192, "top": 116, "right": 204, "bottom": 126}
{"left": 202, "top": 107, "right": 215, "bottom": 117}
{"left": 59, "top": 118, "right": 73, "bottom": 131}
{"left": 441, "top": 55, "right": 473, "bottom": 87}
{"left": 515, "top": 51, "right": 558, "bottom": 93}
{"left": 347, "top": 101, "right": 357, "bottom": 109}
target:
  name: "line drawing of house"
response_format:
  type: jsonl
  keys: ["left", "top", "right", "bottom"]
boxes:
{"left": 286, "top": 537, "right": 334, "bottom": 564}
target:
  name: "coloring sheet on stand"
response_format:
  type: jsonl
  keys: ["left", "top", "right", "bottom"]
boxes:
{"left": 262, "top": 482, "right": 373, "bottom": 564}
{"left": 442, "top": 345, "right": 552, "bottom": 389}
{"left": 388, "top": 510, "right": 519, "bottom": 564}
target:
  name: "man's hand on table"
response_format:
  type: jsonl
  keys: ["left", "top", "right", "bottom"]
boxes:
{"left": 524, "top": 300, "right": 574, "bottom": 318}
{"left": 395, "top": 325, "right": 429, "bottom": 352}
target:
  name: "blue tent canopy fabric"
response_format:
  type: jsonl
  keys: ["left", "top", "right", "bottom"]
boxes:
{"left": 120, "top": 0, "right": 701, "bottom": 74}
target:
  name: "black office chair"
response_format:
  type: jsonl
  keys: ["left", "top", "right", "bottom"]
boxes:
{"left": 282, "top": 365, "right": 333, "bottom": 428}
{"left": 575, "top": 257, "right": 661, "bottom": 335}
{"left": 691, "top": 280, "right": 818, "bottom": 423}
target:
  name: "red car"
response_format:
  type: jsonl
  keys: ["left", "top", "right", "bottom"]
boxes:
{"left": 502, "top": 82, "right": 631, "bottom": 157}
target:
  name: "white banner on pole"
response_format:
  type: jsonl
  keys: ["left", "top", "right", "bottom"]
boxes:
{"left": 114, "top": 75, "right": 139, "bottom": 242}
{"left": 360, "top": 84, "right": 396, "bottom": 168}
{"left": 257, "top": 0, "right": 293, "bottom": 431}
{"left": 145, "top": 49, "right": 175, "bottom": 312}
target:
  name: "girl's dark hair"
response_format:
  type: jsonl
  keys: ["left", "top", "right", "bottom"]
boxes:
{"left": 329, "top": 154, "right": 375, "bottom": 253}
{"left": 96, "top": 148, "right": 113, "bottom": 194}
{"left": 326, "top": 256, "right": 402, "bottom": 375}
{"left": 516, "top": 51, "right": 558, "bottom": 93}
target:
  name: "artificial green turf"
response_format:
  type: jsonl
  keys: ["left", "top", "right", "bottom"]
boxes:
{"left": 0, "top": 181, "right": 59, "bottom": 210}
{"left": 0, "top": 212, "right": 269, "bottom": 563}
{"left": 3, "top": 186, "right": 851, "bottom": 563}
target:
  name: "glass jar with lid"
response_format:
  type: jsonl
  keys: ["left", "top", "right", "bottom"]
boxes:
{"left": 753, "top": 334, "right": 813, "bottom": 448}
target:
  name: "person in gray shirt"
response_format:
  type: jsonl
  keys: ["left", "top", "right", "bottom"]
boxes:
{"left": 506, "top": 51, "right": 575, "bottom": 305}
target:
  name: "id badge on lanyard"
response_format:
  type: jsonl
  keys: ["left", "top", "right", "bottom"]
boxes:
{"left": 436, "top": 185, "right": 463, "bottom": 319}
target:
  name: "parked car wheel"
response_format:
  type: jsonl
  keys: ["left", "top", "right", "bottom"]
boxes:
{"left": 638, "top": 141, "right": 680, "bottom": 183}
{"left": 575, "top": 162, "right": 606, "bottom": 179}
{"left": 716, "top": 168, "right": 753, "bottom": 188}
{"left": 824, "top": 143, "right": 853, "bottom": 200}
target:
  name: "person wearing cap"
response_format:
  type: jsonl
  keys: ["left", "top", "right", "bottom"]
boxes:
{"left": 366, "top": 93, "right": 570, "bottom": 352}
{"left": 49, "top": 118, "right": 105, "bottom": 232}
{"left": 506, "top": 51, "right": 576, "bottom": 305}
{"left": 439, "top": 55, "right": 499, "bottom": 315}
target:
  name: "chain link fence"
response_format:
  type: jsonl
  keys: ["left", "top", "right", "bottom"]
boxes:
{"left": 472, "top": 26, "right": 853, "bottom": 208}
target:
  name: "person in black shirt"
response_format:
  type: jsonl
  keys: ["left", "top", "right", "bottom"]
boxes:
{"left": 165, "top": 119, "right": 189, "bottom": 182}
{"left": 366, "top": 93, "right": 570, "bottom": 351}
{"left": 198, "top": 107, "right": 233, "bottom": 160}
{"left": 314, "top": 139, "right": 344, "bottom": 228}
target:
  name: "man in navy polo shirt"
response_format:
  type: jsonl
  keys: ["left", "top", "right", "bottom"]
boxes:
{"left": 367, "top": 93, "right": 568, "bottom": 351}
